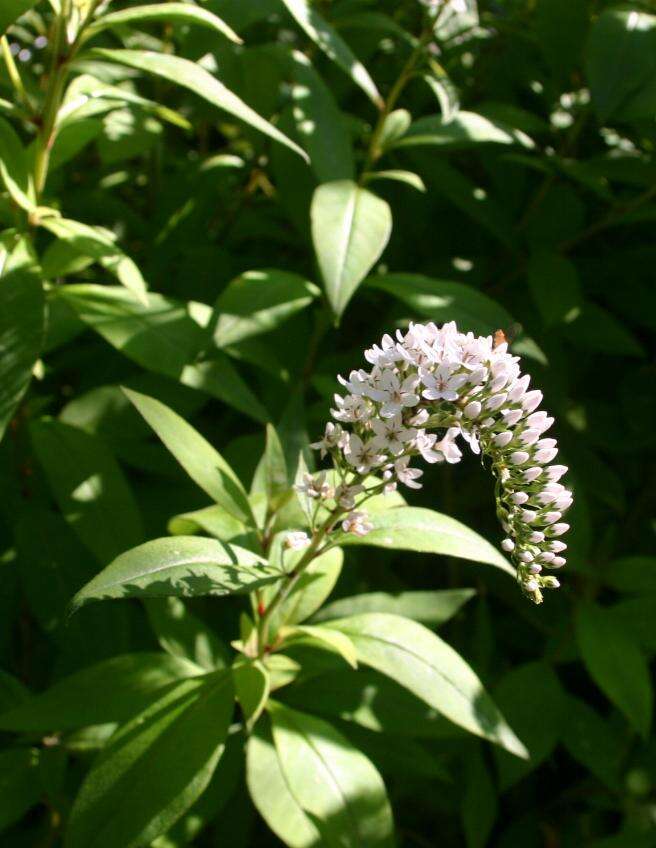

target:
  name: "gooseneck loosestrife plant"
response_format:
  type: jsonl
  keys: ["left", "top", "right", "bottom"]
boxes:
{"left": 290, "top": 321, "right": 571, "bottom": 607}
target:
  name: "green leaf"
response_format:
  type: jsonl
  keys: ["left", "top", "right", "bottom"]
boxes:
{"left": 70, "top": 536, "right": 277, "bottom": 612}
{"left": 328, "top": 613, "right": 527, "bottom": 757}
{"left": 560, "top": 695, "right": 625, "bottom": 791}
{"left": 253, "top": 423, "right": 290, "bottom": 509}
{"left": 282, "top": 669, "right": 455, "bottom": 739}
{"left": 66, "top": 671, "right": 233, "bottom": 848}
{"left": 311, "top": 180, "right": 392, "bottom": 318}
{"left": 86, "top": 3, "right": 242, "bottom": 44}
{"left": 145, "top": 597, "right": 230, "bottom": 671}
{"left": 338, "top": 507, "right": 514, "bottom": 575}
{"left": 576, "top": 603, "right": 653, "bottom": 737}
{"left": 527, "top": 251, "right": 582, "bottom": 326}
{"left": 601, "top": 556, "right": 656, "bottom": 594}
{"left": 275, "top": 546, "right": 343, "bottom": 626}
{"left": 282, "top": 624, "right": 358, "bottom": 668}
{"left": 247, "top": 719, "right": 322, "bottom": 848}
{"left": 0, "top": 259, "right": 45, "bottom": 441}
{"left": 30, "top": 419, "right": 143, "bottom": 562}
{"left": 423, "top": 67, "right": 460, "bottom": 122}
{"left": 0, "top": 116, "right": 34, "bottom": 210}
{"left": 365, "top": 274, "right": 512, "bottom": 335}
{"left": 535, "top": 0, "right": 588, "bottom": 83}
{"left": 40, "top": 216, "right": 147, "bottom": 302}
{"left": 365, "top": 169, "right": 426, "bottom": 192}
{"left": 586, "top": 10, "right": 656, "bottom": 122}
{"left": 91, "top": 49, "right": 308, "bottom": 161}
{"left": 396, "top": 111, "right": 534, "bottom": 149}
{"left": 168, "top": 505, "right": 257, "bottom": 549}
{"left": 376, "top": 109, "right": 411, "bottom": 151}
{"left": 314, "top": 589, "right": 475, "bottom": 627}
{"left": 211, "top": 269, "right": 319, "bottom": 348}
{"left": 0, "top": 653, "right": 201, "bottom": 732}
{"left": 58, "top": 285, "right": 268, "bottom": 422}
{"left": 492, "top": 662, "right": 565, "bottom": 789}
{"left": 0, "top": 748, "right": 41, "bottom": 832}
{"left": 233, "top": 659, "right": 270, "bottom": 731}
{"left": 461, "top": 744, "right": 497, "bottom": 848}
{"left": 0, "top": 669, "right": 28, "bottom": 713}
{"left": 288, "top": 50, "right": 355, "bottom": 182}
{"left": 562, "top": 302, "right": 645, "bottom": 357}
{"left": 279, "top": 0, "right": 382, "bottom": 108}
{"left": 124, "top": 388, "right": 255, "bottom": 525}
{"left": 269, "top": 702, "right": 395, "bottom": 847}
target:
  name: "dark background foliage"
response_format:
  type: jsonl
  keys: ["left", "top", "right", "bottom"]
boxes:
{"left": 1, "top": 0, "right": 655, "bottom": 845}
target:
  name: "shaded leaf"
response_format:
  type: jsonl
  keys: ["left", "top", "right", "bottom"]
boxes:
{"left": 87, "top": 2, "right": 241, "bottom": 43}
{"left": 314, "top": 589, "right": 475, "bottom": 628}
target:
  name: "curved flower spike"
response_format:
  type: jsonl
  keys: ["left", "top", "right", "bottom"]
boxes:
{"left": 310, "top": 321, "right": 572, "bottom": 604}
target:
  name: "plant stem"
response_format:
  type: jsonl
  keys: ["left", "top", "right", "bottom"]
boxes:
{"left": 360, "top": 23, "right": 434, "bottom": 180}
{"left": 33, "top": 0, "right": 74, "bottom": 199}
{"left": 1, "top": 36, "right": 29, "bottom": 110}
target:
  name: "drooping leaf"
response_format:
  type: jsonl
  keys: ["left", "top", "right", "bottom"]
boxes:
{"left": 211, "top": 269, "right": 319, "bottom": 348}
{"left": 311, "top": 180, "right": 392, "bottom": 318}
{"left": 279, "top": 0, "right": 382, "bottom": 108}
{"left": 396, "top": 111, "right": 534, "bottom": 149}
{"left": 0, "top": 259, "right": 44, "bottom": 441}
{"left": 328, "top": 613, "right": 527, "bottom": 757}
{"left": 365, "top": 274, "right": 512, "bottom": 335}
{"left": 70, "top": 536, "right": 278, "bottom": 612}
{"left": 66, "top": 672, "right": 234, "bottom": 848}
{"left": 0, "top": 653, "right": 201, "bottom": 732}
{"left": 338, "top": 507, "right": 514, "bottom": 574}
{"left": 365, "top": 169, "right": 426, "bottom": 192}
{"left": 40, "top": 216, "right": 147, "bottom": 302}
{"left": 30, "top": 419, "right": 143, "bottom": 563}
{"left": 91, "top": 49, "right": 308, "bottom": 160}
{"left": 576, "top": 603, "right": 653, "bottom": 737}
{"left": 86, "top": 3, "right": 241, "bottom": 44}
{"left": 247, "top": 719, "right": 322, "bottom": 848}
{"left": 58, "top": 286, "right": 268, "bottom": 421}
{"left": 314, "top": 589, "right": 475, "bottom": 627}
{"left": 269, "top": 701, "right": 395, "bottom": 847}
{"left": 124, "top": 388, "right": 255, "bottom": 525}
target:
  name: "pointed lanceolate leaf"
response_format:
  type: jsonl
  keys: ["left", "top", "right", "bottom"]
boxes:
{"left": 124, "top": 388, "right": 255, "bottom": 526}
{"left": 314, "top": 589, "right": 475, "bottom": 628}
{"left": 247, "top": 719, "right": 322, "bottom": 848}
{"left": 91, "top": 49, "right": 308, "bottom": 161}
{"left": 70, "top": 536, "right": 279, "bottom": 613}
{"left": 66, "top": 672, "right": 234, "bottom": 848}
{"left": 328, "top": 613, "right": 527, "bottom": 758}
{"left": 233, "top": 659, "right": 270, "bottom": 732}
{"left": 338, "top": 506, "right": 513, "bottom": 574}
{"left": 311, "top": 180, "right": 392, "bottom": 319}
{"left": 280, "top": 0, "right": 382, "bottom": 107}
{"left": 86, "top": 3, "right": 242, "bottom": 44}
{"left": 0, "top": 653, "right": 201, "bottom": 732}
{"left": 576, "top": 602, "right": 653, "bottom": 737}
{"left": 269, "top": 702, "right": 395, "bottom": 847}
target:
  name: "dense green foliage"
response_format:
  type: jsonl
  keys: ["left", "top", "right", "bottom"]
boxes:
{"left": 1, "top": 1, "right": 655, "bottom": 846}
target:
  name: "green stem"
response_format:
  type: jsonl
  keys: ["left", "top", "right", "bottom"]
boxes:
{"left": 1, "top": 36, "right": 29, "bottom": 110}
{"left": 360, "top": 22, "right": 434, "bottom": 181}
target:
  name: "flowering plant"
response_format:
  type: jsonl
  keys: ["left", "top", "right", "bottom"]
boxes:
{"left": 295, "top": 321, "right": 571, "bottom": 604}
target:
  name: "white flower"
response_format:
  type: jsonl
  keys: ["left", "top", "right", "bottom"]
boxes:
{"left": 295, "top": 472, "right": 333, "bottom": 500}
{"left": 435, "top": 427, "right": 463, "bottom": 464}
{"left": 310, "top": 422, "right": 344, "bottom": 458}
{"left": 413, "top": 430, "right": 443, "bottom": 463}
{"left": 334, "top": 483, "right": 363, "bottom": 510}
{"left": 285, "top": 531, "right": 310, "bottom": 550}
{"left": 420, "top": 363, "right": 468, "bottom": 402}
{"left": 394, "top": 456, "right": 423, "bottom": 489}
{"left": 463, "top": 400, "right": 482, "bottom": 419}
{"left": 342, "top": 510, "right": 373, "bottom": 536}
{"left": 369, "top": 370, "right": 420, "bottom": 418}
{"left": 344, "top": 434, "right": 385, "bottom": 473}
{"left": 337, "top": 369, "right": 371, "bottom": 396}
{"left": 331, "top": 393, "right": 371, "bottom": 423}
{"left": 371, "top": 413, "right": 416, "bottom": 456}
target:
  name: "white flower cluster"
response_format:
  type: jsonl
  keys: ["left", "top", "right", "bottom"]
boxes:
{"left": 303, "top": 321, "right": 572, "bottom": 604}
